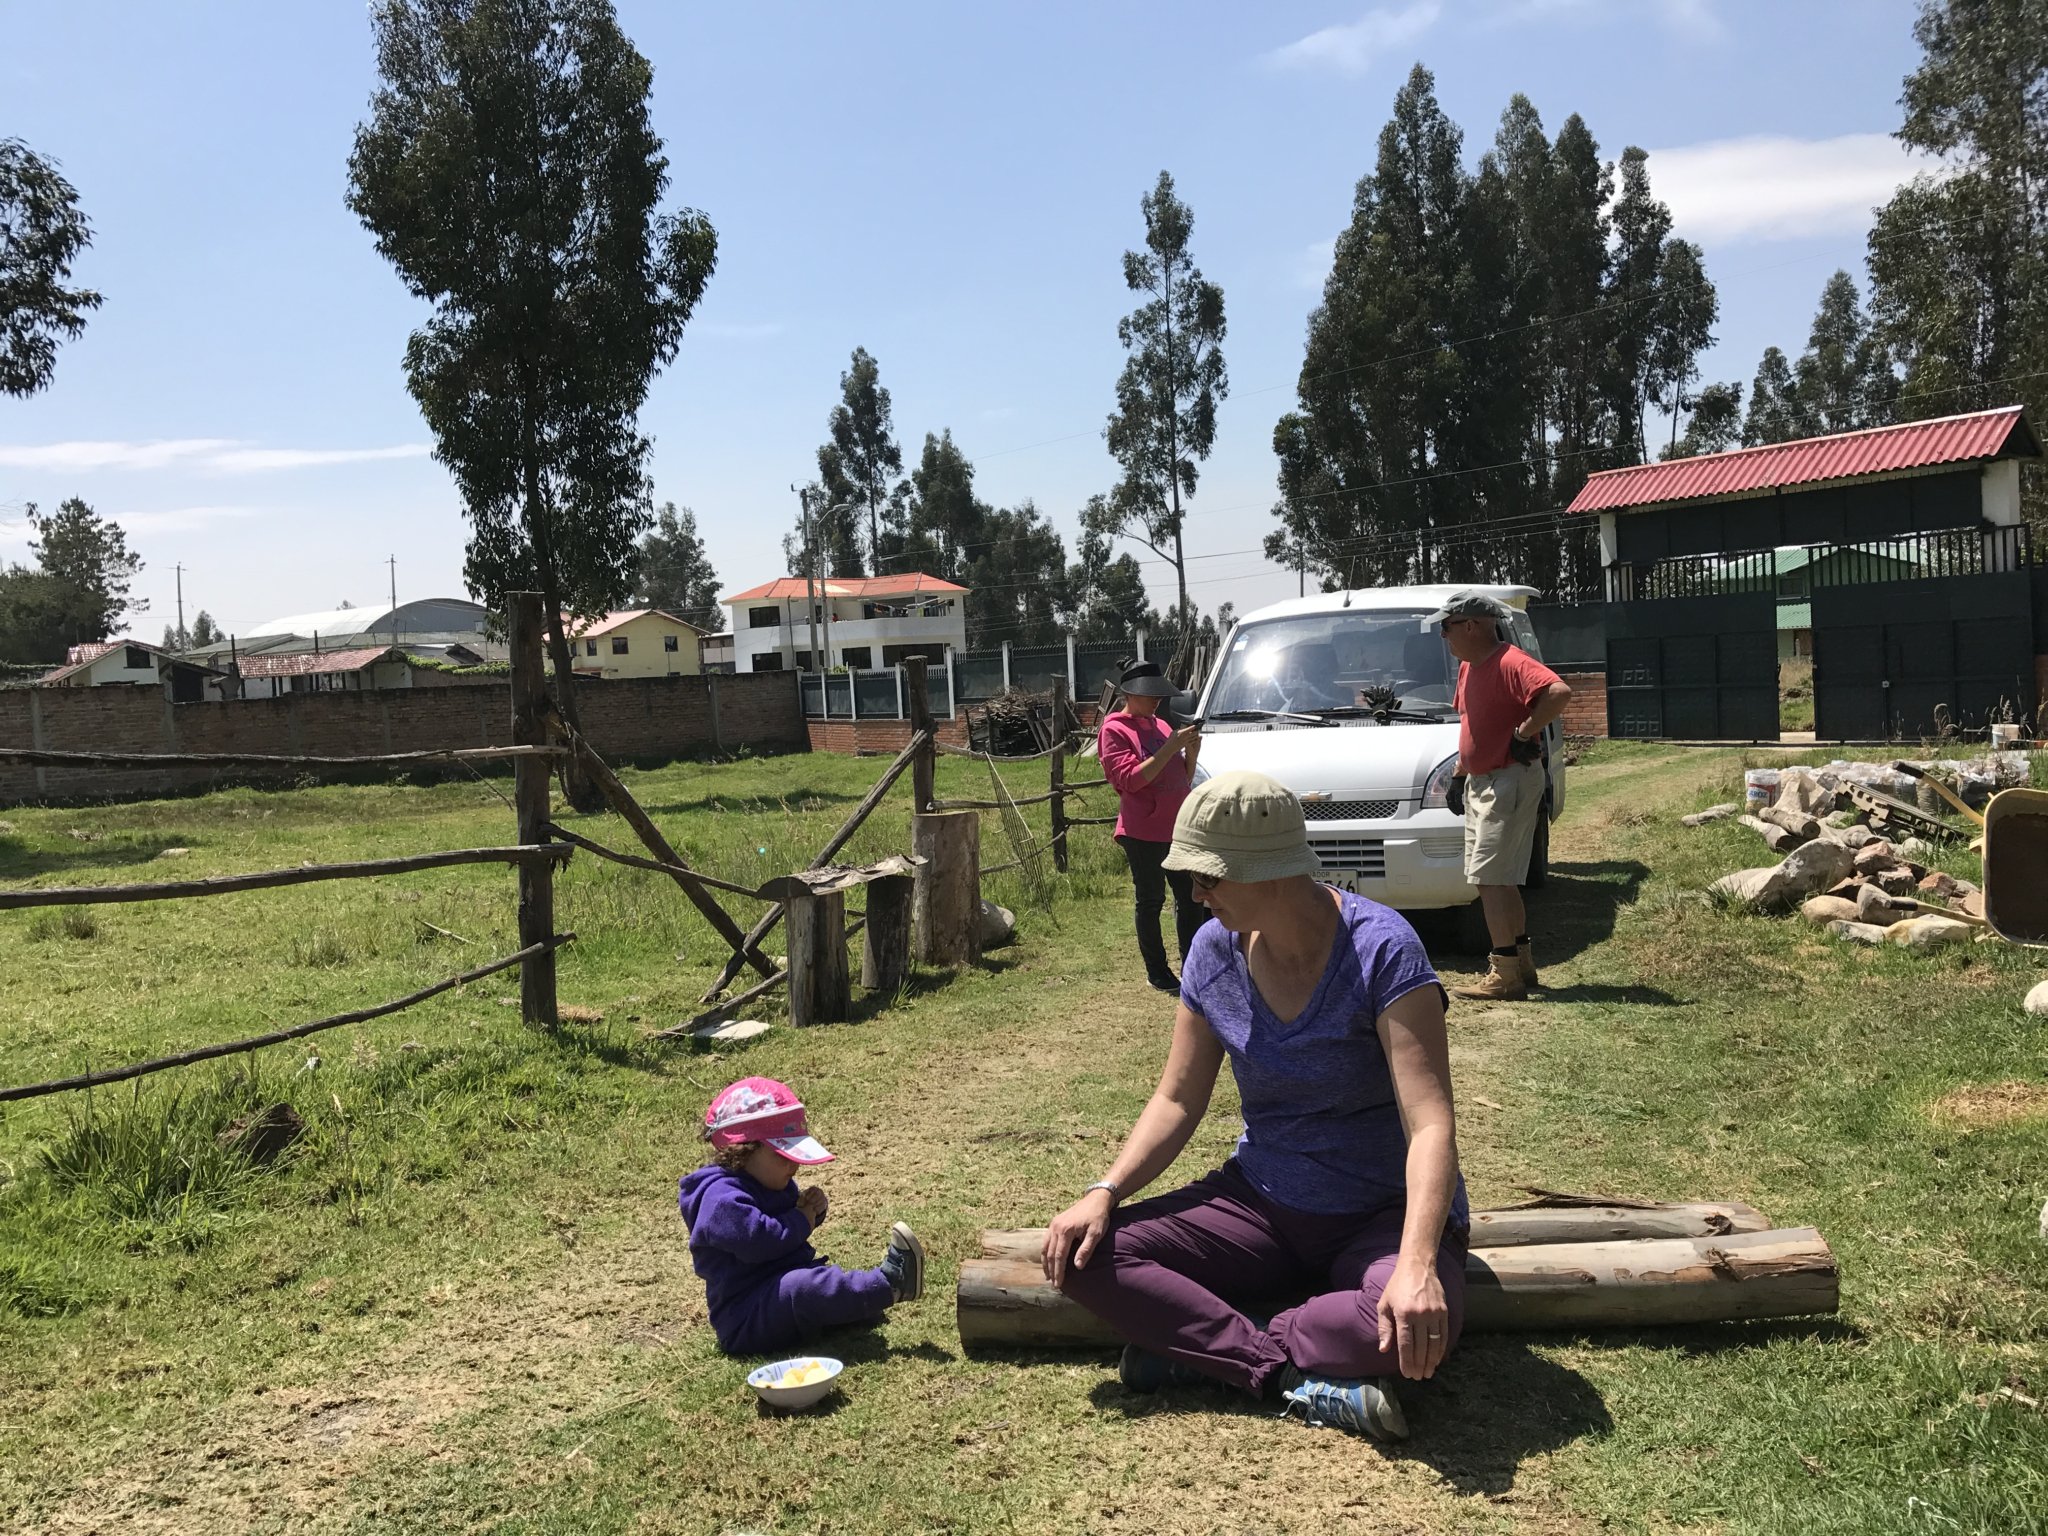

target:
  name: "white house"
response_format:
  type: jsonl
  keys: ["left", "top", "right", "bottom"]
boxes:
{"left": 723, "top": 573, "right": 968, "bottom": 673}
{"left": 37, "top": 639, "right": 226, "bottom": 703}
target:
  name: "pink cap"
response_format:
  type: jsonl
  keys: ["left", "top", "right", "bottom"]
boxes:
{"left": 704, "top": 1076, "right": 834, "bottom": 1166}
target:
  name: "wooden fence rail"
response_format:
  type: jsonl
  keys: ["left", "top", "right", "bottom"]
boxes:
{"left": 0, "top": 845, "right": 571, "bottom": 910}
{"left": 0, "top": 744, "right": 567, "bottom": 770}
{"left": 0, "top": 934, "right": 575, "bottom": 1103}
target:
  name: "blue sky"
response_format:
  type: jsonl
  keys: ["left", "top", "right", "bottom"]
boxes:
{"left": 2, "top": 0, "right": 1931, "bottom": 639}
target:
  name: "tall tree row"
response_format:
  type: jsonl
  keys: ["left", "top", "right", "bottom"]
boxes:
{"left": 1267, "top": 68, "right": 1717, "bottom": 594}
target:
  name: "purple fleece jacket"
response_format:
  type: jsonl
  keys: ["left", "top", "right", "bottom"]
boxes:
{"left": 677, "top": 1164, "right": 817, "bottom": 1320}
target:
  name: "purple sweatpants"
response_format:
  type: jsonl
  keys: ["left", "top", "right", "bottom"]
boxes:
{"left": 1057, "top": 1160, "right": 1467, "bottom": 1396}
{"left": 716, "top": 1261, "right": 894, "bottom": 1357}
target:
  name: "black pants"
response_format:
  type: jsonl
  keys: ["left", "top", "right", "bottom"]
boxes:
{"left": 1118, "top": 835, "right": 1205, "bottom": 985}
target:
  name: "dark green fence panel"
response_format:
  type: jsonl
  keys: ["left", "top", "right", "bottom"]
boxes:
{"left": 1603, "top": 592, "right": 1780, "bottom": 740}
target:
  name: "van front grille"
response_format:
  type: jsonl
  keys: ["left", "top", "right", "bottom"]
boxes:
{"left": 1300, "top": 799, "right": 1401, "bottom": 822}
{"left": 1307, "top": 836, "right": 1386, "bottom": 876}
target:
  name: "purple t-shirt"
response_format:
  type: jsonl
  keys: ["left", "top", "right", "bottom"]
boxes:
{"left": 1181, "top": 888, "right": 1469, "bottom": 1221}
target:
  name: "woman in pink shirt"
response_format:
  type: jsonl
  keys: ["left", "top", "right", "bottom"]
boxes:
{"left": 1098, "top": 662, "right": 1205, "bottom": 994}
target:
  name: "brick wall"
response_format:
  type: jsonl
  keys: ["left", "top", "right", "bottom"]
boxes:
{"left": 0, "top": 671, "right": 806, "bottom": 804}
{"left": 806, "top": 716, "right": 970, "bottom": 754}
{"left": 1558, "top": 670, "right": 1607, "bottom": 737}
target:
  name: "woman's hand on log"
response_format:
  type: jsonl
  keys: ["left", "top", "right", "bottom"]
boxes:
{"left": 1376, "top": 1257, "right": 1449, "bottom": 1380}
{"left": 1041, "top": 1190, "right": 1115, "bottom": 1287}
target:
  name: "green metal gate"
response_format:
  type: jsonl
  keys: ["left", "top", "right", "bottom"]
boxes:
{"left": 1811, "top": 529, "right": 2036, "bottom": 740}
{"left": 1603, "top": 551, "right": 1781, "bottom": 740}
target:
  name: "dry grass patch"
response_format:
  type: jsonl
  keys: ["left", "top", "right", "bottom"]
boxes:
{"left": 1927, "top": 1079, "right": 2048, "bottom": 1128}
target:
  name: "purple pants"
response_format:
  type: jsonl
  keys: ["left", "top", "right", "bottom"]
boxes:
{"left": 716, "top": 1262, "right": 893, "bottom": 1357}
{"left": 1058, "top": 1160, "right": 1467, "bottom": 1397}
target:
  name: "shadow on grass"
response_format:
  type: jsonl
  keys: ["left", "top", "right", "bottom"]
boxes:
{"left": 1535, "top": 860, "right": 1650, "bottom": 966}
{"left": 0, "top": 834, "right": 199, "bottom": 880}
{"left": 630, "top": 788, "right": 864, "bottom": 817}
{"left": 1079, "top": 1338, "right": 1611, "bottom": 1494}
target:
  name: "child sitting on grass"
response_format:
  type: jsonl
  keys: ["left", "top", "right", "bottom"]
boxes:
{"left": 678, "top": 1075, "right": 925, "bottom": 1357}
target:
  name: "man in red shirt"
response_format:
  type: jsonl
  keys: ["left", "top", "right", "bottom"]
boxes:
{"left": 1426, "top": 592, "right": 1572, "bottom": 1001}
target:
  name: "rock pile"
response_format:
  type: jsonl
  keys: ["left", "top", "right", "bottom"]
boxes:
{"left": 1699, "top": 766, "right": 1990, "bottom": 949}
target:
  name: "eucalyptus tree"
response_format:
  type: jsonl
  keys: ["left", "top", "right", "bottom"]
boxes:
{"left": 0, "top": 137, "right": 102, "bottom": 398}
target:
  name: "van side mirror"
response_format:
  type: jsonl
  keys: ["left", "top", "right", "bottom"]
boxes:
{"left": 1169, "top": 689, "right": 1199, "bottom": 722}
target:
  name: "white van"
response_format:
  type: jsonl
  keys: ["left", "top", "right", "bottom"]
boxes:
{"left": 1185, "top": 584, "right": 1565, "bottom": 944}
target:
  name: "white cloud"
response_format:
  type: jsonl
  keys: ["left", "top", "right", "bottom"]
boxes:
{"left": 1484, "top": 0, "right": 1723, "bottom": 39}
{"left": 0, "top": 439, "right": 432, "bottom": 473}
{"left": 0, "top": 504, "right": 264, "bottom": 546}
{"left": 1648, "top": 132, "right": 1941, "bottom": 244}
{"left": 1266, "top": 2, "right": 1441, "bottom": 75}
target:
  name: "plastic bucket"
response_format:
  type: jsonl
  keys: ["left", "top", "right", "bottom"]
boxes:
{"left": 1990, "top": 723, "right": 2020, "bottom": 750}
{"left": 1744, "top": 769, "right": 1781, "bottom": 810}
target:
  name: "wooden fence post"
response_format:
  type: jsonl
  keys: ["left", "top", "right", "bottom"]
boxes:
{"left": 905, "top": 656, "right": 935, "bottom": 812}
{"left": 508, "top": 592, "right": 559, "bottom": 1029}
{"left": 914, "top": 810, "right": 980, "bottom": 966}
{"left": 861, "top": 874, "right": 913, "bottom": 992}
{"left": 786, "top": 889, "right": 850, "bottom": 1027}
{"left": 1049, "top": 675, "right": 1069, "bottom": 874}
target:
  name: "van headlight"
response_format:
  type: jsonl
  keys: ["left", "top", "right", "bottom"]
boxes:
{"left": 1420, "top": 753, "right": 1461, "bottom": 810}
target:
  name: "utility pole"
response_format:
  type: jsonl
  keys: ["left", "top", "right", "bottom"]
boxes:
{"left": 174, "top": 564, "right": 186, "bottom": 649}
{"left": 387, "top": 556, "right": 399, "bottom": 648}
{"left": 797, "top": 484, "right": 819, "bottom": 674}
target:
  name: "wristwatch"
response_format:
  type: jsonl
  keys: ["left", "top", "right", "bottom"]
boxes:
{"left": 1084, "top": 1179, "right": 1122, "bottom": 1202}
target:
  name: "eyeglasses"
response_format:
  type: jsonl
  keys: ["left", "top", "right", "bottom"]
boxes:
{"left": 1189, "top": 871, "right": 1221, "bottom": 893}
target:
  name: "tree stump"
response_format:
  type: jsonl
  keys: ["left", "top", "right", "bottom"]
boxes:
{"left": 786, "top": 889, "right": 849, "bottom": 1027}
{"left": 913, "top": 811, "right": 980, "bottom": 967}
{"left": 861, "top": 874, "right": 913, "bottom": 992}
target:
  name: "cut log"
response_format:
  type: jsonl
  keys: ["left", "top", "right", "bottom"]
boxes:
{"left": 913, "top": 810, "right": 981, "bottom": 967}
{"left": 973, "top": 1201, "right": 1773, "bottom": 1263}
{"left": 785, "top": 889, "right": 849, "bottom": 1028}
{"left": 861, "top": 874, "right": 913, "bottom": 992}
{"left": 955, "top": 1227, "right": 1837, "bottom": 1350}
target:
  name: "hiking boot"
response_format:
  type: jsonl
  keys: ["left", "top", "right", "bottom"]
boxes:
{"left": 1451, "top": 952, "right": 1527, "bottom": 1002}
{"left": 1147, "top": 974, "right": 1182, "bottom": 997}
{"left": 1118, "top": 1343, "right": 1217, "bottom": 1393}
{"left": 878, "top": 1221, "right": 925, "bottom": 1303}
{"left": 1516, "top": 938, "right": 1539, "bottom": 990}
{"left": 1276, "top": 1366, "right": 1409, "bottom": 1442}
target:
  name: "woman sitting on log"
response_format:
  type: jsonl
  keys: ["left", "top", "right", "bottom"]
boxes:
{"left": 1041, "top": 769, "right": 1465, "bottom": 1442}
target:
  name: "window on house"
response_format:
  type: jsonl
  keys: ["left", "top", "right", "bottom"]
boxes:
{"left": 841, "top": 646, "right": 872, "bottom": 669}
{"left": 125, "top": 645, "right": 152, "bottom": 669}
{"left": 663, "top": 634, "right": 680, "bottom": 653}
{"left": 752, "top": 653, "right": 786, "bottom": 671}
{"left": 749, "top": 606, "right": 780, "bottom": 628}
{"left": 584, "top": 638, "right": 597, "bottom": 656}
{"left": 612, "top": 636, "right": 629, "bottom": 655}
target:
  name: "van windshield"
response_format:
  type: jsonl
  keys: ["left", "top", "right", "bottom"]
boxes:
{"left": 1207, "top": 610, "right": 1457, "bottom": 717}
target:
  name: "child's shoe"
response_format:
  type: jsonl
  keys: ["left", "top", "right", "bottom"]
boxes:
{"left": 878, "top": 1221, "right": 925, "bottom": 1302}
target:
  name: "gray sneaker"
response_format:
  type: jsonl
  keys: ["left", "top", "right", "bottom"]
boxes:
{"left": 1276, "top": 1367, "right": 1409, "bottom": 1441}
{"left": 878, "top": 1221, "right": 925, "bottom": 1302}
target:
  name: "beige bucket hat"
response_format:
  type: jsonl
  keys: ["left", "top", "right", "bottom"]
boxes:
{"left": 1162, "top": 770, "right": 1324, "bottom": 884}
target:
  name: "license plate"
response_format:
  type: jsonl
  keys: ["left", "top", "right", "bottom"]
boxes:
{"left": 1326, "top": 872, "right": 1373, "bottom": 893}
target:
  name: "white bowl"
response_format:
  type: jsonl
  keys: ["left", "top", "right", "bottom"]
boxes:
{"left": 747, "top": 1355, "right": 843, "bottom": 1410}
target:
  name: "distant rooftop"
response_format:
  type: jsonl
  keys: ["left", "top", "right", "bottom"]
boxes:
{"left": 243, "top": 597, "right": 489, "bottom": 640}
{"left": 724, "top": 573, "right": 968, "bottom": 604}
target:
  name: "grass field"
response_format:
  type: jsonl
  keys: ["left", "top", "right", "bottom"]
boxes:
{"left": 1, "top": 743, "right": 2044, "bottom": 1534}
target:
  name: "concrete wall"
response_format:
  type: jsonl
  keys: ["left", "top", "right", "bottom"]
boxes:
{"left": 0, "top": 671, "right": 806, "bottom": 804}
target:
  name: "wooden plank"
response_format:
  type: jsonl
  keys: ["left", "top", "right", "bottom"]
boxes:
{"left": 913, "top": 811, "right": 981, "bottom": 967}
{"left": 0, "top": 744, "right": 568, "bottom": 769}
{"left": 697, "top": 729, "right": 929, "bottom": 1004}
{"left": 0, "top": 844, "right": 570, "bottom": 910}
{"left": 508, "top": 592, "right": 559, "bottom": 1028}
{"left": 0, "top": 936, "right": 574, "bottom": 1103}
{"left": 954, "top": 1228, "right": 1838, "bottom": 1350}
{"left": 1050, "top": 676, "right": 1069, "bottom": 874}
{"left": 906, "top": 657, "right": 936, "bottom": 812}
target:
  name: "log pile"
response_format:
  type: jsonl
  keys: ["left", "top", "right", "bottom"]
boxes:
{"left": 955, "top": 1197, "right": 1838, "bottom": 1352}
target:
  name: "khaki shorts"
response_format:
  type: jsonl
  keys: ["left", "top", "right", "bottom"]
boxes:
{"left": 1463, "top": 761, "right": 1547, "bottom": 886}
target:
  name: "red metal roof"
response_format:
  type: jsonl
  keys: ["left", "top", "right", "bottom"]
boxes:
{"left": 723, "top": 572, "right": 968, "bottom": 603}
{"left": 234, "top": 646, "right": 398, "bottom": 677}
{"left": 562, "top": 608, "right": 711, "bottom": 639}
{"left": 1566, "top": 406, "right": 2037, "bottom": 515}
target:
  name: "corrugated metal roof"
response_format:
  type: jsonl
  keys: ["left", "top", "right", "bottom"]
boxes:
{"left": 1778, "top": 600, "right": 1812, "bottom": 631}
{"left": 1567, "top": 406, "right": 2036, "bottom": 514}
{"left": 234, "top": 646, "right": 398, "bottom": 677}
{"left": 723, "top": 573, "right": 969, "bottom": 603}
